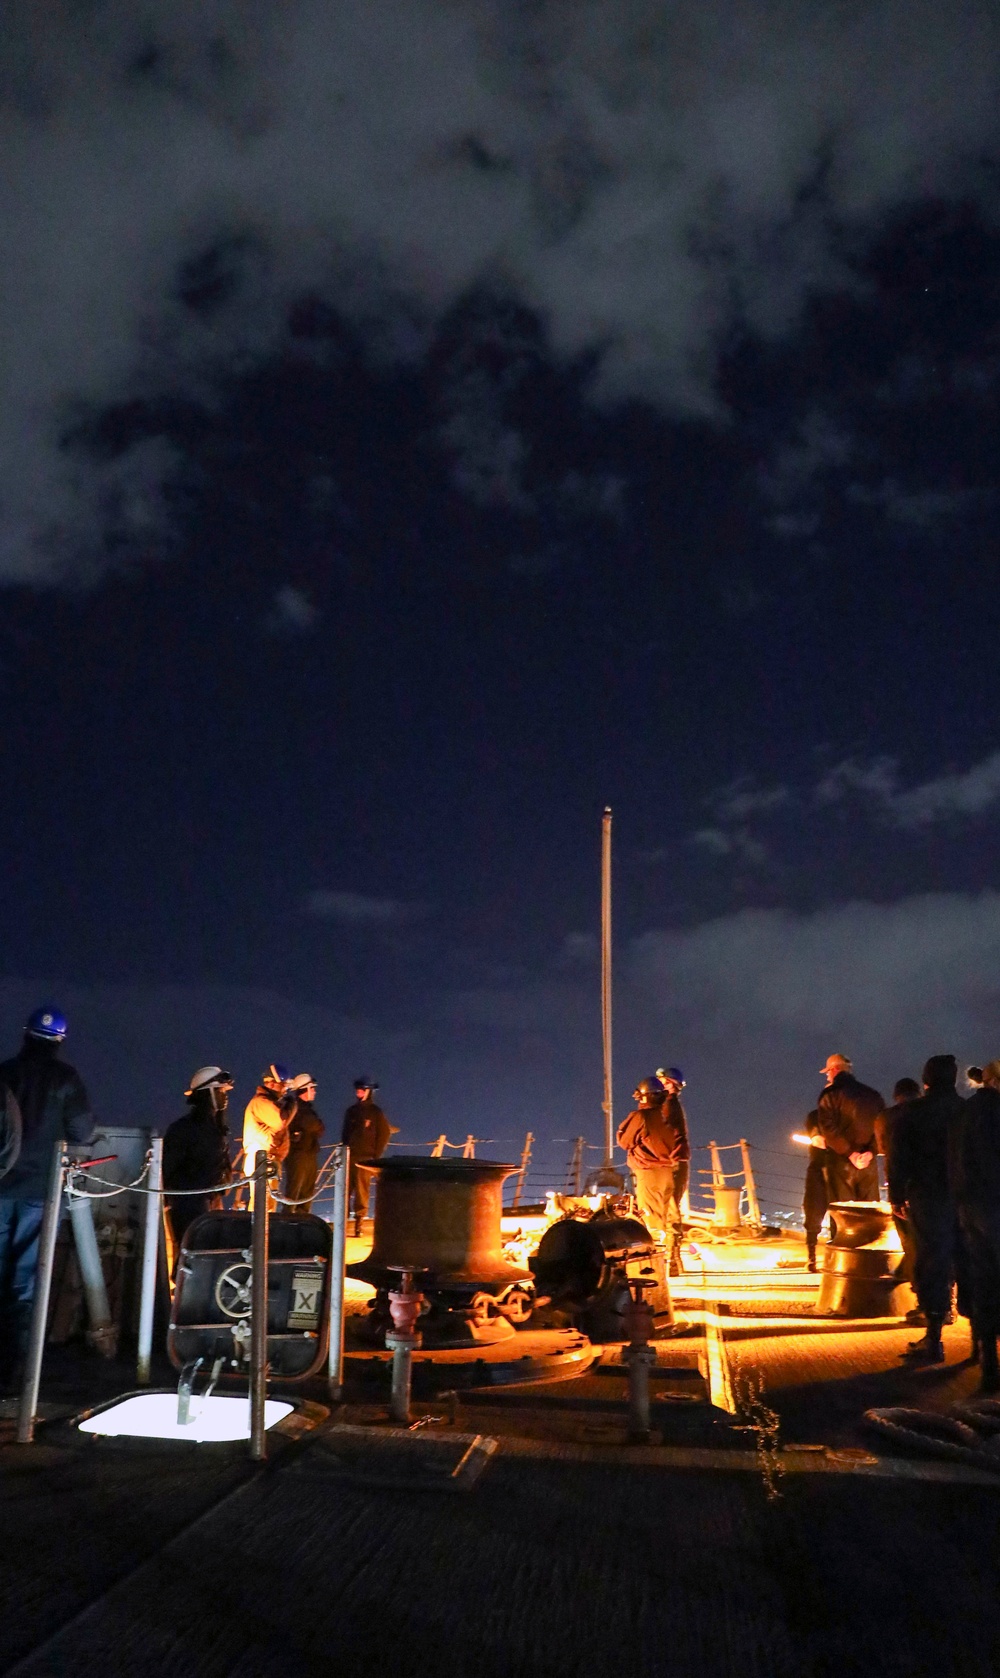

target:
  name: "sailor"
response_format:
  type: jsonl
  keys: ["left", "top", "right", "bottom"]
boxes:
{"left": 243, "top": 1063, "right": 294, "bottom": 1209}
{"left": 877, "top": 1077, "right": 922, "bottom": 1310}
{"left": 162, "top": 1066, "right": 234, "bottom": 1261}
{"left": 341, "top": 1077, "right": 392, "bottom": 1238}
{"left": 284, "top": 1074, "right": 324, "bottom": 1213}
{"left": 801, "top": 1110, "right": 830, "bottom": 1273}
{"left": 889, "top": 1055, "right": 963, "bottom": 1365}
{"left": 814, "top": 1052, "right": 883, "bottom": 1203}
{"left": 0, "top": 1008, "right": 94, "bottom": 1383}
{"left": 617, "top": 1076, "right": 688, "bottom": 1269}
{"left": 950, "top": 1057, "right": 1000, "bottom": 1391}
{"left": 656, "top": 1066, "right": 691, "bottom": 1219}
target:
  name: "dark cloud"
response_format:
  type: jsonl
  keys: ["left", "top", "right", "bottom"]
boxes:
{"left": 690, "top": 826, "right": 769, "bottom": 867}
{"left": 305, "top": 890, "right": 429, "bottom": 927}
{"left": 816, "top": 750, "right": 1000, "bottom": 827}
{"left": 266, "top": 584, "right": 320, "bottom": 635}
{"left": 3, "top": 1, "right": 1000, "bottom": 580}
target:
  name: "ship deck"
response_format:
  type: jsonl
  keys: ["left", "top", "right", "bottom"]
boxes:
{"left": 1, "top": 1224, "right": 997, "bottom": 1676}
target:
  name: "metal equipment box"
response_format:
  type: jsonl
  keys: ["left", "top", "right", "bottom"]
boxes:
{"left": 168, "top": 1211, "right": 332, "bottom": 1381}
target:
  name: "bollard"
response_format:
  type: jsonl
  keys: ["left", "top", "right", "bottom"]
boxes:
{"left": 622, "top": 1277, "right": 657, "bottom": 1444}
{"left": 249, "top": 1152, "right": 270, "bottom": 1461}
{"left": 137, "top": 1134, "right": 162, "bottom": 1384}
{"left": 386, "top": 1266, "right": 425, "bottom": 1426}
{"left": 67, "top": 1188, "right": 116, "bottom": 1357}
{"left": 17, "top": 1139, "right": 67, "bottom": 1444}
{"left": 327, "top": 1144, "right": 348, "bottom": 1401}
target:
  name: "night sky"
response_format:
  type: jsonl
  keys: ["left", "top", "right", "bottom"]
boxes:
{"left": 3, "top": 4, "right": 1000, "bottom": 1201}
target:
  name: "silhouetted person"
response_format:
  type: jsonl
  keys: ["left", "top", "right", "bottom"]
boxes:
{"left": 814, "top": 1052, "right": 882, "bottom": 1202}
{"left": 802, "top": 1109, "right": 830, "bottom": 1273}
{"left": 877, "top": 1077, "right": 921, "bottom": 1310}
{"left": 618, "top": 1076, "right": 689, "bottom": 1270}
{"left": 285, "top": 1074, "right": 324, "bottom": 1213}
{"left": 656, "top": 1066, "right": 691, "bottom": 1220}
{"left": 889, "top": 1055, "right": 963, "bottom": 1364}
{"left": 163, "top": 1066, "right": 234, "bottom": 1266}
{"left": 0, "top": 1008, "right": 93, "bottom": 1382}
{"left": 951, "top": 1058, "right": 1000, "bottom": 1391}
{"left": 342, "top": 1078, "right": 391, "bottom": 1237}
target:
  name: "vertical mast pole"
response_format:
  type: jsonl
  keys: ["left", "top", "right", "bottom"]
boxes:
{"left": 601, "top": 806, "right": 613, "bottom": 1166}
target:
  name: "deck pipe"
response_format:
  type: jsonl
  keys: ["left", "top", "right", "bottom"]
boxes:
{"left": 386, "top": 1267, "right": 425, "bottom": 1425}
{"left": 16, "top": 1138, "right": 66, "bottom": 1444}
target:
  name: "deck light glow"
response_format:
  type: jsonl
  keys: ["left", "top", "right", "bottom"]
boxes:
{"left": 78, "top": 1393, "right": 293, "bottom": 1442}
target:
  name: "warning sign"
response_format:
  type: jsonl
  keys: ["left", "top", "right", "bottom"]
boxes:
{"left": 287, "top": 1268, "right": 323, "bottom": 1328}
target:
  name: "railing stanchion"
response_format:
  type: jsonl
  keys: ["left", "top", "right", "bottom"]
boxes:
{"left": 249, "top": 1152, "right": 270, "bottom": 1461}
{"left": 16, "top": 1138, "right": 66, "bottom": 1444}
{"left": 739, "top": 1137, "right": 762, "bottom": 1231}
{"left": 137, "top": 1133, "right": 162, "bottom": 1384}
{"left": 328, "top": 1145, "right": 348, "bottom": 1401}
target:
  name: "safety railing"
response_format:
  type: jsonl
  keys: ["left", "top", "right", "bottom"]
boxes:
{"left": 687, "top": 1139, "right": 763, "bottom": 1231}
{"left": 16, "top": 1138, "right": 351, "bottom": 1455}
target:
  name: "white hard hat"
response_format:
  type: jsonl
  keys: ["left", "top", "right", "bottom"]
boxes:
{"left": 185, "top": 1065, "right": 232, "bottom": 1098}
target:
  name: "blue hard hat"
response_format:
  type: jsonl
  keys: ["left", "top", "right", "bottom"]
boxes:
{"left": 265, "top": 1062, "right": 291, "bottom": 1085}
{"left": 27, "top": 1006, "right": 67, "bottom": 1041}
{"left": 656, "top": 1065, "right": 685, "bottom": 1087}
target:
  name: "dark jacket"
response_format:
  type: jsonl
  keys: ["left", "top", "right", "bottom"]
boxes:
{"left": 950, "top": 1086, "right": 1000, "bottom": 1214}
{"left": 0, "top": 1084, "right": 22, "bottom": 1181}
{"left": 815, "top": 1072, "right": 884, "bottom": 1156}
{"left": 887, "top": 1087, "right": 964, "bottom": 1207}
{"left": 0, "top": 1037, "right": 93, "bottom": 1198}
{"left": 163, "top": 1097, "right": 232, "bottom": 1197}
{"left": 288, "top": 1100, "right": 324, "bottom": 1157}
{"left": 617, "top": 1095, "right": 689, "bottom": 1168}
{"left": 341, "top": 1099, "right": 391, "bottom": 1162}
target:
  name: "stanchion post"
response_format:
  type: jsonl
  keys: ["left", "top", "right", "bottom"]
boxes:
{"left": 512, "top": 1131, "right": 533, "bottom": 1209}
{"left": 67, "top": 1189, "right": 116, "bottom": 1357}
{"left": 249, "top": 1152, "right": 270, "bottom": 1461}
{"left": 327, "top": 1144, "right": 348, "bottom": 1401}
{"left": 739, "top": 1138, "right": 762, "bottom": 1231}
{"left": 16, "top": 1138, "right": 66, "bottom": 1444}
{"left": 622, "top": 1276, "right": 656, "bottom": 1444}
{"left": 137, "top": 1134, "right": 162, "bottom": 1384}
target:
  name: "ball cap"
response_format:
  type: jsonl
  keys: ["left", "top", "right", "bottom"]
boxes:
{"left": 26, "top": 1006, "right": 67, "bottom": 1041}
{"left": 820, "top": 1052, "right": 853, "bottom": 1076}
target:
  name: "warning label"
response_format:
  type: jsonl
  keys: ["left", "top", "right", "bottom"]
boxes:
{"left": 287, "top": 1268, "right": 323, "bottom": 1328}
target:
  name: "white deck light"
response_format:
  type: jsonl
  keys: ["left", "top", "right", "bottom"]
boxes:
{"left": 78, "top": 1392, "right": 293, "bottom": 1443}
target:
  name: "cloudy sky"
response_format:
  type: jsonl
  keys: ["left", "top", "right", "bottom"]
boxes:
{"left": 3, "top": 2, "right": 1000, "bottom": 1206}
